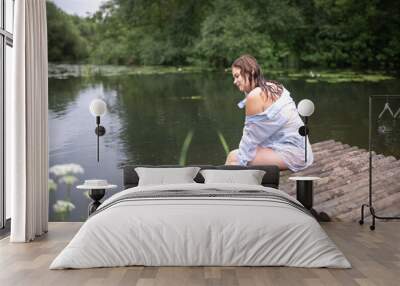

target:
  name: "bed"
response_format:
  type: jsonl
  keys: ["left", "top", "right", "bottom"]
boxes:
{"left": 50, "top": 165, "right": 350, "bottom": 269}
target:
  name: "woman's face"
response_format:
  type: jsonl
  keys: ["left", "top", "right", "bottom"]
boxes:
{"left": 232, "top": 67, "right": 251, "bottom": 93}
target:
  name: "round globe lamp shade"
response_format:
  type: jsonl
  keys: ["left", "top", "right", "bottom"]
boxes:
{"left": 90, "top": 99, "right": 107, "bottom": 117}
{"left": 297, "top": 99, "right": 315, "bottom": 117}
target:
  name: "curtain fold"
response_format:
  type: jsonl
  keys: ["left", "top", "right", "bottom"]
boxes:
{"left": 8, "top": 0, "right": 48, "bottom": 242}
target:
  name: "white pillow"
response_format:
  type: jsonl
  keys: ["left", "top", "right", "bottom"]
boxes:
{"left": 135, "top": 167, "right": 200, "bottom": 186}
{"left": 200, "top": 169, "right": 266, "bottom": 185}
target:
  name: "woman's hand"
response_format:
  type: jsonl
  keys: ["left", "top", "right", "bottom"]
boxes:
{"left": 225, "top": 149, "right": 240, "bottom": 165}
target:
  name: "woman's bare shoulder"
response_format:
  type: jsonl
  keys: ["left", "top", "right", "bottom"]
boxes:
{"left": 246, "top": 88, "right": 264, "bottom": 116}
{"left": 247, "top": 87, "right": 262, "bottom": 97}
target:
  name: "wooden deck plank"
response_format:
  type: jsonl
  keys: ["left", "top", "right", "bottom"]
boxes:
{"left": 280, "top": 140, "right": 400, "bottom": 222}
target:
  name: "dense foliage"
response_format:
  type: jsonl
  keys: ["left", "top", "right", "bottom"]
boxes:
{"left": 46, "top": 2, "right": 89, "bottom": 62}
{"left": 46, "top": 0, "right": 400, "bottom": 70}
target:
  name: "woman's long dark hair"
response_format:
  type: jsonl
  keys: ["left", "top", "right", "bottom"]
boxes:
{"left": 232, "top": 54, "right": 283, "bottom": 101}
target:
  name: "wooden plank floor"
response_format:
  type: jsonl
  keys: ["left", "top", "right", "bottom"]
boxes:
{"left": 1, "top": 222, "right": 399, "bottom": 286}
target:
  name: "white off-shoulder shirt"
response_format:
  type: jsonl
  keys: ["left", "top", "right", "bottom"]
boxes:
{"left": 236, "top": 87, "right": 313, "bottom": 172}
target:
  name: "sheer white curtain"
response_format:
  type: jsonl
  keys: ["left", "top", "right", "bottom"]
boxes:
{"left": 7, "top": 0, "right": 48, "bottom": 242}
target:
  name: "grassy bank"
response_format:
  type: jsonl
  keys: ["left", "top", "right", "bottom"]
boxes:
{"left": 48, "top": 63, "right": 396, "bottom": 83}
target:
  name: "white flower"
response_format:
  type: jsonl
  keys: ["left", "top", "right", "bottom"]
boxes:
{"left": 49, "top": 163, "right": 84, "bottom": 176}
{"left": 53, "top": 200, "right": 76, "bottom": 213}
{"left": 59, "top": 175, "right": 78, "bottom": 186}
{"left": 48, "top": 178, "right": 57, "bottom": 192}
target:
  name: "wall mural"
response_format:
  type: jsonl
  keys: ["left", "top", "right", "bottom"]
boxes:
{"left": 47, "top": 1, "right": 400, "bottom": 222}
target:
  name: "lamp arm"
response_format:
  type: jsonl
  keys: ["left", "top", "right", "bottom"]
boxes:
{"left": 304, "top": 116, "right": 308, "bottom": 163}
{"left": 94, "top": 116, "right": 106, "bottom": 162}
{"left": 97, "top": 124, "right": 100, "bottom": 163}
{"left": 96, "top": 116, "right": 100, "bottom": 162}
{"left": 305, "top": 133, "right": 307, "bottom": 163}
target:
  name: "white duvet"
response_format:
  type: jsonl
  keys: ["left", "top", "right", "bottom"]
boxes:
{"left": 50, "top": 183, "right": 351, "bottom": 269}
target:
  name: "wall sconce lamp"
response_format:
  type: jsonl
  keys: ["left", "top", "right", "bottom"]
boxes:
{"left": 89, "top": 99, "right": 107, "bottom": 162}
{"left": 297, "top": 99, "right": 315, "bottom": 163}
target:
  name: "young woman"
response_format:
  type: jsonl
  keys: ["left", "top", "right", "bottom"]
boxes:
{"left": 225, "top": 54, "right": 313, "bottom": 172}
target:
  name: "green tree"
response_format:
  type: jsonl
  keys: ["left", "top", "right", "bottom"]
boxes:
{"left": 46, "top": 0, "right": 400, "bottom": 70}
{"left": 194, "top": 0, "right": 277, "bottom": 68}
{"left": 297, "top": 0, "right": 400, "bottom": 69}
{"left": 46, "top": 1, "right": 89, "bottom": 62}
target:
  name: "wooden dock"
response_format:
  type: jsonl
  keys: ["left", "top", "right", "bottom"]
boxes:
{"left": 280, "top": 140, "right": 400, "bottom": 222}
